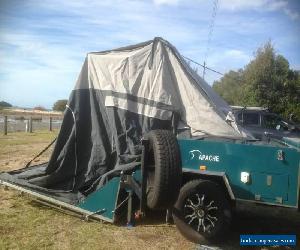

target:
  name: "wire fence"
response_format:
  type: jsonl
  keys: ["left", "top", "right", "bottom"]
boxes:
{"left": 0, "top": 115, "right": 63, "bottom": 134}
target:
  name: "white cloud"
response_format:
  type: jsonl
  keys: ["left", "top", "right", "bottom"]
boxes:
{"left": 219, "top": 0, "right": 288, "bottom": 11}
{"left": 219, "top": 0, "right": 269, "bottom": 11}
{"left": 224, "top": 49, "right": 251, "bottom": 61}
{"left": 284, "top": 8, "right": 299, "bottom": 20}
{"left": 267, "top": 0, "right": 287, "bottom": 11}
{"left": 152, "top": 0, "right": 298, "bottom": 21}
{"left": 153, "top": 0, "right": 180, "bottom": 5}
{"left": 219, "top": 0, "right": 298, "bottom": 21}
{"left": 206, "top": 49, "right": 251, "bottom": 70}
{"left": 293, "top": 64, "right": 300, "bottom": 70}
{"left": 1, "top": 31, "right": 82, "bottom": 73}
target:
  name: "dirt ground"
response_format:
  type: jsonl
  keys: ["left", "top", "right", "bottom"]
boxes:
{"left": 0, "top": 131, "right": 299, "bottom": 250}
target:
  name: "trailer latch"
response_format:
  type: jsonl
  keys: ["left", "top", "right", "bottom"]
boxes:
{"left": 277, "top": 150, "right": 284, "bottom": 161}
{"left": 84, "top": 208, "right": 106, "bottom": 221}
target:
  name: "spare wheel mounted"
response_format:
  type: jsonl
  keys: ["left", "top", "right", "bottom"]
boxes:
{"left": 143, "top": 130, "right": 182, "bottom": 210}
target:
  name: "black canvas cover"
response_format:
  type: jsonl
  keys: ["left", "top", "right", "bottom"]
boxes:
{"left": 0, "top": 38, "right": 248, "bottom": 204}
{"left": 0, "top": 95, "right": 171, "bottom": 203}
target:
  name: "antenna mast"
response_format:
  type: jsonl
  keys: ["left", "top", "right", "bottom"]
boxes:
{"left": 203, "top": 0, "right": 219, "bottom": 80}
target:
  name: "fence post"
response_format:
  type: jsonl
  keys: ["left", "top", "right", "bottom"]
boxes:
{"left": 29, "top": 117, "right": 33, "bottom": 133}
{"left": 4, "top": 116, "right": 8, "bottom": 135}
{"left": 49, "top": 117, "right": 52, "bottom": 131}
{"left": 25, "top": 119, "right": 29, "bottom": 132}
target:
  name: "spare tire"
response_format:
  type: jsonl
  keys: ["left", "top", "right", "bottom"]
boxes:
{"left": 144, "top": 130, "right": 182, "bottom": 209}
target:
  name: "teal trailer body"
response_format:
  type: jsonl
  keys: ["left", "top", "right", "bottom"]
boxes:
{"left": 178, "top": 139, "right": 300, "bottom": 208}
{"left": 77, "top": 177, "right": 121, "bottom": 222}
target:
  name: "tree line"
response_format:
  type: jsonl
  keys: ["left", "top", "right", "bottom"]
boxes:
{"left": 212, "top": 42, "right": 300, "bottom": 123}
{"left": 0, "top": 100, "right": 68, "bottom": 112}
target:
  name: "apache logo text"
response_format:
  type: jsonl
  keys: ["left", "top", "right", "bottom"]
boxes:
{"left": 189, "top": 150, "right": 220, "bottom": 162}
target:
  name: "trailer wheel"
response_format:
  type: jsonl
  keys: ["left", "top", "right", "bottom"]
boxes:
{"left": 144, "top": 130, "right": 181, "bottom": 209}
{"left": 172, "top": 179, "right": 231, "bottom": 243}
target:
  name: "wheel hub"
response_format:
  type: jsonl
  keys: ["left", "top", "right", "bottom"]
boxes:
{"left": 196, "top": 208, "right": 205, "bottom": 218}
{"left": 184, "top": 193, "right": 219, "bottom": 233}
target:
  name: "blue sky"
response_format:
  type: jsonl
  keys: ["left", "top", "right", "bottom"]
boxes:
{"left": 0, "top": 0, "right": 299, "bottom": 109}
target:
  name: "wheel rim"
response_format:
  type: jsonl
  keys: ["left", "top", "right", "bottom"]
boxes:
{"left": 183, "top": 193, "right": 219, "bottom": 234}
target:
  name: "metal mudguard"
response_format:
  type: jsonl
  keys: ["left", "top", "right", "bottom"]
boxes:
{"left": 178, "top": 138, "right": 300, "bottom": 208}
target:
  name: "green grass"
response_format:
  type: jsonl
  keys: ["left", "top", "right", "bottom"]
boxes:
{"left": 0, "top": 188, "right": 192, "bottom": 250}
{"left": 1, "top": 131, "right": 299, "bottom": 249}
{"left": 0, "top": 130, "right": 58, "bottom": 147}
{"left": 0, "top": 131, "right": 193, "bottom": 250}
{"left": 0, "top": 191, "right": 124, "bottom": 249}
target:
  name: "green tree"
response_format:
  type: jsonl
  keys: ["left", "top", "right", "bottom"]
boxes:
{"left": 34, "top": 106, "right": 47, "bottom": 111}
{"left": 0, "top": 101, "right": 12, "bottom": 108}
{"left": 243, "top": 42, "right": 286, "bottom": 110}
{"left": 213, "top": 70, "right": 244, "bottom": 105}
{"left": 212, "top": 41, "right": 300, "bottom": 122}
{"left": 280, "top": 70, "right": 300, "bottom": 121}
{"left": 53, "top": 99, "right": 68, "bottom": 111}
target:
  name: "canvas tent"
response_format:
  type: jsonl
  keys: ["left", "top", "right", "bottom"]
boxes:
{"left": 0, "top": 37, "right": 249, "bottom": 203}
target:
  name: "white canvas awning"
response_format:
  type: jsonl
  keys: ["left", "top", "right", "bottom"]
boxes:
{"left": 75, "top": 37, "right": 250, "bottom": 138}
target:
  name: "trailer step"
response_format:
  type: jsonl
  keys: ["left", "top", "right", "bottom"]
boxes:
{"left": 0, "top": 180, "right": 113, "bottom": 223}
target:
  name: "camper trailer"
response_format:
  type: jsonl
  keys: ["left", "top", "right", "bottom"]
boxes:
{"left": 1, "top": 38, "right": 299, "bottom": 243}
